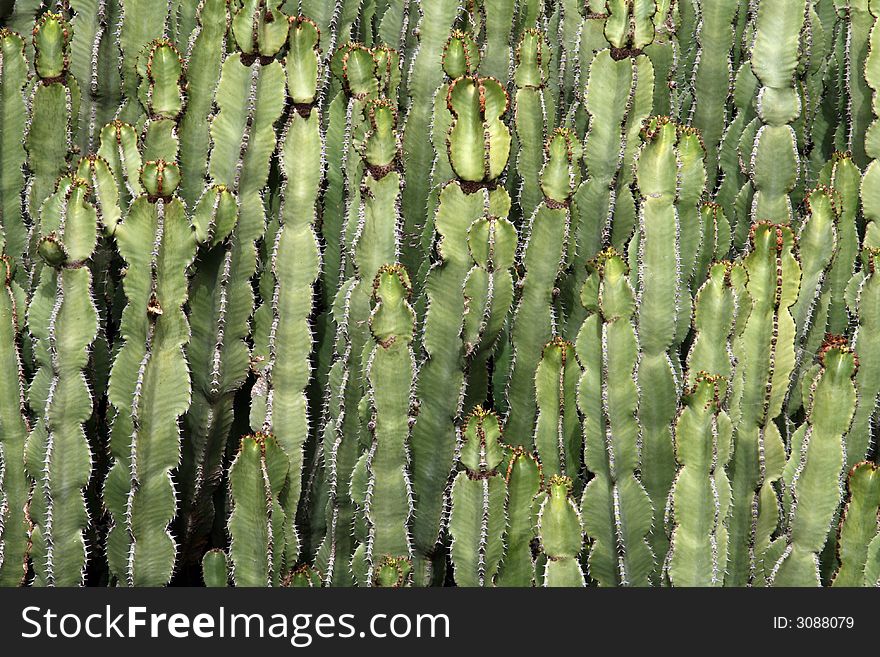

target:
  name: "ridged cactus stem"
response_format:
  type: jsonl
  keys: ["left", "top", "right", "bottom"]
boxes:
{"left": 317, "top": 96, "right": 402, "bottom": 586}
{"left": 727, "top": 222, "right": 801, "bottom": 586}
{"left": 690, "top": 0, "right": 738, "bottom": 188}
{"left": 534, "top": 337, "right": 582, "bottom": 488}
{"left": 505, "top": 128, "right": 579, "bottom": 444}
{"left": 250, "top": 15, "right": 323, "bottom": 572}
{"left": 537, "top": 475, "right": 585, "bottom": 586}
{"left": 0, "top": 256, "right": 31, "bottom": 585}
{"left": 565, "top": 46, "right": 654, "bottom": 335}
{"left": 667, "top": 375, "right": 733, "bottom": 587}
{"left": 769, "top": 338, "right": 857, "bottom": 586}
{"left": 227, "top": 433, "right": 289, "bottom": 586}
{"left": 495, "top": 446, "right": 541, "bottom": 586}
{"left": 848, "top": 248, "right": 880, "bottom": 468}
{"left": 25, "top": 177, "right": 98, "bottom": 586}
{"left": 0, "top": 30, "right": 29, "bottom": 274}
{"left": 179, "top": 7, "right": 286, "bottom": 564}
{"left": 577, "top": 249, "right": 654, "bottom": 586}
{"left": 399, "top": 0, "right": 460, "bottom": 278}
{"left": 69, "top": 0, "right": 123, "bottom": 154}
{"left": 449, "top": 408, "right": 508, "bottom": 587}
{"left": 513, "top": 29, "right": 550, "bottom": 226}
{"left": 633, "top": 117, "right": 682, "bottom": 573}
{"left": 25, "top": 13, "right": 80, "bottom": 248}
{"left": 410, "top": 73, "right": 512, "bottom": 585}
{"left": 358, "top": 265, "right": 416, "bottom": 579}
{"left": 104, "top": 162, "right": 197, "bottom": 586}
{"left": 176, "top": 0, "right": 229, "bottom": 209}
{"left": 747, "top": 0, "right": 806, "bottom": 224}
{"left": 832, "top": 461, "right": 880, "bottom": 587}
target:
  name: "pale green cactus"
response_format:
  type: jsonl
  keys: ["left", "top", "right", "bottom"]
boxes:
{"left": 495, "top": 447, "right": 542, "bottom": 586}
{"left": 0, "top": 30, "right": 28, "bottom": 273}
{"left": 0, "top": 256, "right": 30, "bottom": 586}
{"left": 227, "top": 433, "right": 290, "bottom": 586}
{"left": 25, "top": 176, "right": 98, "bottom": 586}
{"left": 832, "top": 461, "right": 880, "bottom": 586}
{"left": 449, "top": 407, "right": 508, "bottom": 587}
{"left": 577, "top": 249, "right": 654, "bottom": 587}
{"left": 769, "top": 338, "right": 857, "bottom": 586}
{"left": 667, "top": 375, "right": 733, "bottom": 587}
{"left": 727, "top": 222, "right": 801, "bottom": 586}
{"left": 505, "top": 129, "right": 579, "bottom": 444}
{"left": 537, "top": 474, "right": 585, "bottom": 586}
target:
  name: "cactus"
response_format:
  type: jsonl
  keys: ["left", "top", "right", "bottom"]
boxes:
{"left": 227, "top": 433, "right": 289, "bottom": 586}
{"left": 3, "top": 0, "right": 880, "bottom": 590}
{"left": 495, "top": 446, "right": 541, "bottom": 587}
{"left": 350, "top": 265, "right": 416, "bottom": 580}
{"left": 832, "top": 461, "right": 880, "bottom": 586}
{"left": 0, "top": 30, "right": 28, "bottom": 273}
{"left": 577, "top": 249, "right": 654, "bottom": 587}
{"left": 103, "top": 162, "right": 198, "bottom": 586}
{"left": 536, "top": 475, "right": 585, "bottom": 586}
{"left": 409, "top": 73, "right": 512, "bottom": 585}
{"left": 178, "top": 4, "right": 286, "bottom": 564}
{"left": 25, "top": 176, "right": 99, "bottom": 586}
{"left": 250, "top": 15, "right": 323, "bottom": 570}
{"left": 449, "top": 407, "right": 507, "bottom": 587}
{"left": 0, "top": 256, "right": 30, "bottom": 585}
{"left": 769, "top": 338, "right": 857, "bottom": 586}
{"left": 726, "top": 222, "right": 800, "bottom": 586}
{"left": 25, "top": 13, "right": 81, "bottom": 238}
{"left": 667, "top": 374, "right": 733, "bottom": 587}
{"left": 505, "top": 129, "right": 578, "bottom": 443}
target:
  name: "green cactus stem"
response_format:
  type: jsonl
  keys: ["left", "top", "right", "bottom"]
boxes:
{"left": 178, "top": 0, "right": 230, "bottom": 209}
{"left": 25, "top": 176, "right": 98, "bottom": 586}
{"left": 769, "top": 338, "right": 857, "bottom": 586}
{"left": 250, "top": 15, "right": 323, "bottom": 571}
{"left": 449, "top": 407, "right": 508, "bottom": 587}
{"left": 495, "top": 447, "right": 541, "bottom": 586}
{"left": 534, "top": 337, "right": 582, "bottom": 488}
{"left": 577, "top": 249, "right": 654, "bottom": 586}
{"left": 358, "top": 265, "right": 415, "bottom": 575}
{"left": 0, "top": 30, "right": 29, "bottom": 273}
{"left": 316, "top": 96, "right": 402, "bottom": 586}
{"left": 399, "top": 0, "right": 460, "bottom": 278}
{"left": 726, "top": 222, "right": 800, "bottom": 586}
{"left": 505, "top": 128, "right": 578, "bottom": 443}
{"left": 848, "top": 248, "right": 880, "bottom": 468}
{"left": 537, "top": 474, "right": 585, "bottom": 586}
{"left": 25, "top": 13, "right": 81, "bottom": 237}
{"left": 104, "top": 161, "right": 199, "bottom": 586}
{"left": 202, "top": 548, "right": 229, "bottom": 587}
{"left": 178, "top": 14, "right": 286, "bottom": 565}
{"left": 832, "top": 461, "right": 880, "bottom": 587}
{"left": 227, "top": 433, "right": 290, "bottom": 586}
{"left": 667, "top": 375, "right": 733, "bottom": 587}
{"left": 0, "top": 256, "right": 31, "bottom": 585}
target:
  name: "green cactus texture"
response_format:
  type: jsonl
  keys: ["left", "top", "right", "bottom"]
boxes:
{"left": 1, "top": 0, "right": 880, "bottom": 588}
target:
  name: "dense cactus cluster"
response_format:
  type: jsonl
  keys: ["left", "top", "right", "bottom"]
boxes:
{"left": 1, "top": 0, "right": 880, "bottom": 588}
